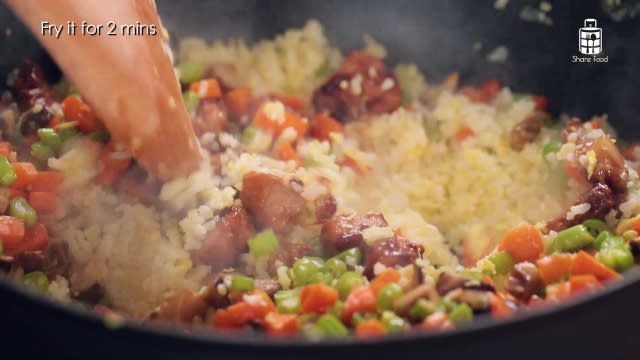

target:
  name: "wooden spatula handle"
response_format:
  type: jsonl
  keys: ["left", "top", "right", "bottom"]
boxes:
{"left": 5, "top": 0, "right": 202, "bottom": 180}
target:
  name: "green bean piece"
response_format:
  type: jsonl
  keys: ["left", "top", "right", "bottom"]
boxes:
{"left": 335, "top": 271, "right": 366, "bottom": 300}
{"left": 424, "top": 121, "right": 443, "bottom": 142}
{"left": 314, "top": 62, "right": 334, "bottom": 79}
{"left": 324, "top": 258, "right": 347, "bottom": 278}
{"left": 88, "top": 130, "right": 110, "bottom": 143}
{"left": 488, "top": 251, "right": 515, "bottom": 275}
{"left": 623, "top": 230, "right": 638, "bottom": 242}
{"left": 182, "top": 91, "right": 200, "bottom": 114}
{"left": 9, "top": 197, "right": 37, "bottom": 227}
{"left": 248, "top": 229, "right": 279, "bottom": 257}
{"left": 436, "top": 298, "right": 457, "bottom": 313}
{"left": 57, "top": 123, "right": 79, "bottom": 142}
{"left": 23, "top": 271, "right": 49, "bottom": 292}
{"left": 582, "top": 219, "right": 609, "bottom": 237}
{"left": 376, "top": 283, "right": 403, "bottom": 313}
{"left": 274, "top": 289, "right": 296, "bottom": 301}
{"left": 293, "top": 257, "right": 324, "bottom": 287}
{"left": 408, "top": 299, "right": 436, "bottom": 321}
{"left": 448, "top": 303, "right": 473, "bottom": 325}
{"left": 306, "top": 257, "right": 326, "bottom": 268}
{"left": 276, "top": 294, "right": 301, "bottom": 314}
{"left": 542, "top": 141, "right": 562, "bottom": 158}
{"left": 597, "top": 245, "right": 634, "bottom": 272}
{"left": 312, "top": 271, "right": 333, "bottom": 285}
{"left": 553, "top": 225, "right": 594, "bottom": 252}
{"left": 600, "top": 235, "right": 625, "bottom": 250}
{"left": 380, "top": 311, "right": 407, "bottom": 333}
{"left": 0, "top": 241, "right": 3, "bottom": 257}
{"left": 314, "top": 314, "right": 348, "bottom": 337}
{"left": 330, "top": 301, "right": 344, "bottom": 318}
{"left": 230, "top": 275, "right": 254, "bottom": 292}
{"left": 594, "top": 231, "right": 612, "bottom": 250}
{"left": 31, "top": 142, "right": 55, "bottom": 162}
{"left": 401, "top": 90, "right": 412, "bottom": 106}
{"left": 242, "top": 126, "right": 257, "bottom": 142}
{"left": 37, "top": 128, "right": 62, "bottom": 152}
{"left": 511, "top": 92, "right": 526, "bottom": 102}
{"left": 0, "top": 156, "right": 16, "bottom": 186}
{"left": 458, "top": 269, "right": 484, "bottom": 280}
{"left": 331, "top": 248, "right": 362, "bottom": 267}
{"left": 178, "top": 60, "right": 204, "bottom": 84}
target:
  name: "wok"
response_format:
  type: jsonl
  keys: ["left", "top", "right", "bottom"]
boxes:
{"left": 1, "top": 0, "right": 640, "bottom": 359}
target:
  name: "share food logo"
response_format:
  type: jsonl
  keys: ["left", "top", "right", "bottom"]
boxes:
{"left": 572, "top": 18, "right": 607, "bottom": 63}
{"left": 579, "top": 19, "right": 602, "bottom": 55}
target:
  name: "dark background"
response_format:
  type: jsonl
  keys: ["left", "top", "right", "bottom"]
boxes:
{"left": 2, "top": 0, "right": 639, "bottom": 136}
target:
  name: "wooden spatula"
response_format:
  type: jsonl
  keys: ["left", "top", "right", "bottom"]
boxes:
{"left": 5, "top": 0, "right": 202, "bottom": 180}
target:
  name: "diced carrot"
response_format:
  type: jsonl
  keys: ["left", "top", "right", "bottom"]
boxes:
{"left": 253, "top": 102, "right": 309, "bottom": 141}
{"left": 342, "top": 286, "right": 377, "bottom": 325}
{"left": 0, "top": 216, "right": 25, "bottom": 250}
{"left": 570, "top": 250, "right": 620, "bottom": 282}
{"left": 546, "top": 275, "right": 601, "bottom": 302}
{"left": 482, "top": 276, "right": 496, "bottom": 289}
{"left": 498, "top": 224, "right": 544, "bottom": 263}
{"left": 271, "top": 93, "right": 306, "bottom": 112}
{"left": 29, "top": 171, "right": 64, "bottom": 193}
{"left": 461, "top": 80, "right": 502, "bottom": 104}
{"left": 490, "top": 293, "right": 513, "bottom": 319}
{"left": 277, "top": 142, "right": 301, "bottom": 166}
{"left": 282, "top": 111, "right": 309, "bottom": 141}
{"left": 10, "top": 163, "right": 38, "bottom": 190}
{"left": 7, "top": 188, "right": 26, "bottom": 200}
{"left": 300, "top": 283, "right": 338, "bottom": 314}
{"left": 340, "top": 155, "right": 368, "bottom": 175}
{"left": 16, "top": 223, "right": 48, "bottom": 254}
{"left": 212, "top": 301, "right": 253, "bottom": 329}
{"left": 546, "top": 281, "right": 572, "bottom": 301}
{"left": 212, "top": 290, "right": 276, "bottom": 329}
{"left": 370, "top": 268, "right": 401, "bottom": 296}
{"left": 96, "top": 141, "right": 131, "bottom": 185}
{"left": 225, "top": 88, "right": 253, "bottom": 119}
{"left": 422, "top": 312, "right": 454, "bottom": 331}
{"left": 454, "top": 126, "right": 475, "bottom": 143}
{"left": 28, "top": 192, "right": 57, "bottom": 214}
{"left": 442, "top": 72, "right": 460, "bottom": 91}
{"left": 355, "top": 319, "right": 386, "bottom": 338}
{"left": 62, "top": 95, "right": 103, "bottom": 133}
{"left": 532, "top": 95, "right": 548, "bottom": 111}
{"left": 590, "top": 120, "right": 601, "bottom": 129}
{"left": 463, "top": 233, "right": 494, "bottom": 267}
{"left": 48, "top": 114, "right": 63, "bottom": 129}
{"left": 0, "top": 142, "right": 12, "bottom": 157}
{"left": 264, "top": 312, "right": 300, "bottom": 336}
{"left": 460, "top": 87, "right": 489, "bottom": 103}
{"left": 536, "top": 253, "right": 575, "bottom": 285}
{"left": 190, "top": 79, "right": 222, "bottom": 100}
{"left": 563, "top": 160, "right": 591, "bottom": 188}
{"left": 623, "top": 143, "right": 640, "bottom": 162}
{"left": 253, "top": 105, "right": 279, "bottom": 134}
{"left": 480, "top": 79, "right": 502, "bottom": 99}
{"left": 569, "top": 274, "right": 602, "bottom": 295}
{"left": 311, "top": 113, "right": 343, "bottom": 142}
{"left": 629, "top": 216, "right": 640, "bottom": 234}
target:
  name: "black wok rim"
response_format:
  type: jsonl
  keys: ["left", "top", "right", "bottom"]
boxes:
{"left": 2, "top": 264, "right": 640, "bottom": 347}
